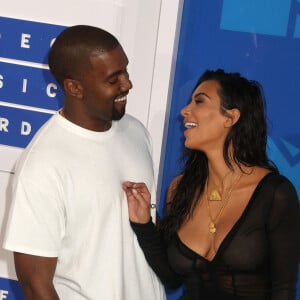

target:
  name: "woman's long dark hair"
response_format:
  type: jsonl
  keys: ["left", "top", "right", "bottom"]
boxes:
{"left": 160, "top": 69, "right": 278, "bottom": 240}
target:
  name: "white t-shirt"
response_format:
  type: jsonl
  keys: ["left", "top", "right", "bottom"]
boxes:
{"left": 3, "top": 113, "right": 166, "bottom": 300}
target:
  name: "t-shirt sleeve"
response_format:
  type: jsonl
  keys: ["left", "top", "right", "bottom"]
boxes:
{"left": 130, "top": 219, "right": 183, "bottom": 289}
{"left": 3, "top": 170, "right": 65, "bottom": 257}
{"left": 267, "top": 178, "right": 300, "bottom": 300}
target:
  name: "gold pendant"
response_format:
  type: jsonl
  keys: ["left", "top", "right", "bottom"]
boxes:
{"left": 209, "top": 222, "right": 216, "bottom": 233}
{"left": 209, "top": 189, "right": 221, "bottom": 201}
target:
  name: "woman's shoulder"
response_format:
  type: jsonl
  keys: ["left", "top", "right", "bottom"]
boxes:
{"left": 251, "top": 168, "right": 298, "bottom": 206}
{"left": 169, "top": 175, "right": 183, "bottom": 188}
{"left": 254, "top": 168, "right": 293, "bottom": 188}
{"left": 244, "top": 167, "right": 281, "bottom": 189}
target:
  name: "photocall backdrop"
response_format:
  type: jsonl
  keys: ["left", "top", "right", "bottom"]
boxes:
{"left": 0, "top": 0, "right": 183, "bottom": 297}
{"left": 0, "top": 0, "right": 299, "bottom": 299}
{"left": 160, "top": 0, "right": 300, "bottom": 299}
{"left": 0, "top": 17, "right": 65, "bottom": 149}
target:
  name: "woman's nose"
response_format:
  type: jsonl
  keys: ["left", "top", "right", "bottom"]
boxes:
{"left": 181, "top": 104, "right": 190, "bottom": 117}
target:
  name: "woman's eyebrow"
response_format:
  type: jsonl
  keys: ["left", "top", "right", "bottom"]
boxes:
{"left": 193, "top": 92, "right": 211, "bottom": 99}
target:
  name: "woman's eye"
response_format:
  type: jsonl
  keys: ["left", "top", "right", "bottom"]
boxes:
{"left": 195, "top": 99, "right": 203, "bottom": 104}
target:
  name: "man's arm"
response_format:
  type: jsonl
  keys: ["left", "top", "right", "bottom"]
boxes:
{"left": 14, "top": 252, "right": 59, "bottom": 300}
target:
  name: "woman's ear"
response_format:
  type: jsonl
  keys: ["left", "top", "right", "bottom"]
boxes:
{"left": 224, "top": 108, "right": 240, "bottom": 128}
{"left": 63, "top": 79, "right": 83, "bottom": 99}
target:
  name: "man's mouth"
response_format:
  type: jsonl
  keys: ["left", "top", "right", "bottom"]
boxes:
{"left": 184, "top": 122, "right": 198, "bottom": 129}
{"left": 114, "top": 95, "right": 127, "bottom": 103}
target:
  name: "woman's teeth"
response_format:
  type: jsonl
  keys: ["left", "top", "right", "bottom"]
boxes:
{"left": 185, "top": 122, "right": 198, "bottom": 129}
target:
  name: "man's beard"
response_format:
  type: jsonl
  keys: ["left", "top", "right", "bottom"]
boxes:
{"left": 111, "top": 105, "right": 126, "bottom": 120}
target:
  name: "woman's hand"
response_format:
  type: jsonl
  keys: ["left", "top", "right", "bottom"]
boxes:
{"left": 122, "top": 181, "right": 151, "bottom": 224}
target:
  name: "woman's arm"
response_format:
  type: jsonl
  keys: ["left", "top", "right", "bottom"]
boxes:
{"left": 123, "top": 180, "right": 183, "bottom": 289}
{"left": 268, "top": 178, "right": 300, "bottom": 300}
{"left": 130, "top": 219, "right": 183, "bottom": 289}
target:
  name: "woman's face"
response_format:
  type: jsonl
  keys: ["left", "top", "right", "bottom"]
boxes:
{"left": 181, "top": 80, "right": 230, "bottom": 153}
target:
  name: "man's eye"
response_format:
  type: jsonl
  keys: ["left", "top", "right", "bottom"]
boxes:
{"left": 108, "top": 77, "right": 118, "bottom": 84}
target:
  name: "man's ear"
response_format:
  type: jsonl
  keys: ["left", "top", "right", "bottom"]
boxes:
{"left": 224, "top": 108, "right": 240, "bottom": 128}
{"left": 63, "top": 79, "right": 83, "bottom": 99}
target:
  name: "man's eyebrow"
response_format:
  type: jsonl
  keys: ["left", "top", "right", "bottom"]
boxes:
{"left": 106, "top": 70, "right": 122, "bottom": 79}
{"left": 106, "top": 68, "right": 128, "bottom": 80}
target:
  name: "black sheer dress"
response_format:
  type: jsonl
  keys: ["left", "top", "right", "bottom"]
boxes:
{"left": 131, "top": 173, "right": 300, "bottom": 300}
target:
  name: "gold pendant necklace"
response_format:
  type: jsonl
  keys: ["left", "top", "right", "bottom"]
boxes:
{"left": 207, "top": 170, "right": 232, "bottom": 201}
{"left": 209, "top": 189, "right": 221, "bottom": 201}
{"left": 206, "top": 172, "right": 243, "bottom": 234}
{"left": 208, "top": 221, "right": 217, "bottom": 233}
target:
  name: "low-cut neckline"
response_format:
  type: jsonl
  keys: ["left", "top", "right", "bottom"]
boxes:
{"left": 176, "top": 172, "right": 274, "bottom": 262}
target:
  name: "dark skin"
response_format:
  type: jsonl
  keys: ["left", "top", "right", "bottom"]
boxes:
{"left": 13, "top": 45, "right": 132, "bottom": 299}
{"left": 14, "top": 253, "right": 59, "bottom": 300}
{"left": 61, "top": 45, "right": 132, "bottom": 132}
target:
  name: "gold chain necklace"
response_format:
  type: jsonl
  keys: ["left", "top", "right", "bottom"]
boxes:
{"left": 207, "top": 170, "right": 232, "bottom": 201}
{"left": 206, "top": 172, "right": 243, "bottom": 234}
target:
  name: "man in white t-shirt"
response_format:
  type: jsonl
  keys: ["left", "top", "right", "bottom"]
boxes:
{"left": 3, "top": 25, "right": 165, "bottom": 300}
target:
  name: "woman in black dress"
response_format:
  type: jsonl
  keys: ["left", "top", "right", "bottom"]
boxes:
{"left": 123, "top": 69, "right": 300, "bottom": 300}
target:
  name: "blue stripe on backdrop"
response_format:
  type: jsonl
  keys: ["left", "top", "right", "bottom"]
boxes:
{"left": 0, "top": 17, "right": 65, "bottom": 148}
{"left": 0, "top": 277, "right": 24, "bottom": 300}
{"left": 0, "top": 62, "right": 63, "bottom": 110}
{"left": 0, "top": 106, "right": 53, "bottom": 148}
{"left": 0, "top": 17, "right": 65, "bottom": 64}
{"left": 160, "top": 0, "right": 300, "bottom": 299}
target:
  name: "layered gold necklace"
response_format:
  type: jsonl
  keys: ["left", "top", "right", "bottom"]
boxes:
{"left": 207, "top": 170, "right": 231, "bottom": 201}
{"left": 206, "top": 172, "right": 243, "bottom": 234}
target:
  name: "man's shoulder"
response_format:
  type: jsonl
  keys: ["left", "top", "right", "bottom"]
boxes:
{"left": 122, "top": 113, "right": 145, "bottom": 125}
{"left": 14, "top": 115, "right": 65, "bottom": 171}
{"left": 120, "top": 114, "right": 148, "bottom": 132}
{"left": 118, "top": 114, "right": 152, "bottom": 147}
